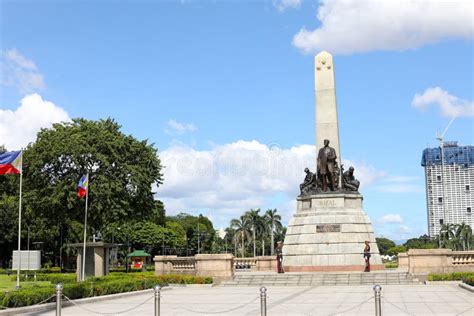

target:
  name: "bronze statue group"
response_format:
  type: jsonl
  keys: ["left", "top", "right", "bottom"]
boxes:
{"left": 299, "top": 139, "right": 360, "bottom": 195}
{"left": 281, "top": 139, "right": 372, "bottom": 273}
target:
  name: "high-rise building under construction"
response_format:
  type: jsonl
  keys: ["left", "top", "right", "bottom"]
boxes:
{"left": 421, "top": 141, "right": 474, "bottom": 236}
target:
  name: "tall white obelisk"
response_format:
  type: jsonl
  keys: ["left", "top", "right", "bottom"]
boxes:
{"left": 315, "top": 51, "right": 341, "bottom": 171}
{"left": 282, "top": 51, "right": 383, "bottom": 272}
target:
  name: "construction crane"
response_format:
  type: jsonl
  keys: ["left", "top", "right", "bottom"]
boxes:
{"left": 435, "top": 116, "right": 456, "bottom": 237}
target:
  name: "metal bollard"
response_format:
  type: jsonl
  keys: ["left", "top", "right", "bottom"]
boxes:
{"left": 260, "top": 286, "right": 267, "bottom": 316}
{"left": 373, "top": 284, "right": 382, "bottom": 316}
{"left": 56, "top": 283, "right": 63, "bottom": 316}
{"left": 154, "top": 285, "right": 161, "bottom": 316}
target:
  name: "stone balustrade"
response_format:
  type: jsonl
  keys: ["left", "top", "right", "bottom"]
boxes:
{"left": 451, "top": 251, "right": 474, "bottom": 265}
{"left": 234, "top": 257, "right": 257, "bottom": 271}
{"left": 398, "top": 249, "right": 474, "bottom": 274}
{"left": 154, "top": 255, "right": 278, "bottom": 282}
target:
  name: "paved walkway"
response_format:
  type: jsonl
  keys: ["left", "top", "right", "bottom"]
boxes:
{"left": 32, "top": 283, "right": 472, "bottom": 316}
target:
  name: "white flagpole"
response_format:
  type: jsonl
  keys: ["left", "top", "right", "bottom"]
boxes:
{"left": 16, "top": 151, "right": 23, "bottom": 289}
{"left": 81, "top": 173, "right": 89, "bottom": 281}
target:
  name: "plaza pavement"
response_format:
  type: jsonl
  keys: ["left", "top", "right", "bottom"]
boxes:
{"left": 27, "top": 283, "right": 473, "bottom": 316}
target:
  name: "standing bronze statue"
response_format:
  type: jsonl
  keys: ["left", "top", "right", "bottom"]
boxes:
{"left": 317, "top": 139, "right": 337, "bottom": 192}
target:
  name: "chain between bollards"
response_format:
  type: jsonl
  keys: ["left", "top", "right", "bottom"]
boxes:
{"left": 154, "top": 285, "right": 161, "bottom": 316}
{"left": 56, "top": 283, "right": 63, "bottom": 316}
{"left": 260, "top": 286, "right": 267, "bottom": 316}
{"left": 373, "top": 284, "right": 382, "bottom": 316}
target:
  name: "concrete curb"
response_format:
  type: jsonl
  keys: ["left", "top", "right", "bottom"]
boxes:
{"left": 458, "top": 282, "right": 474, "bottom": 293}
{"left": 0, "top": 286, "right": 172, "bottom": 316}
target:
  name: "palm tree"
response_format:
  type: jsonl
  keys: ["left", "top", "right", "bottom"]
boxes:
{"left": 439, "top": 223, "right": 457, "bottom": 249}
{"left": 439, "top": 224, "right": 451, "bottom": 248}
{"left": 230, "top": 215, "right": 250, "bottom": 257}
{"left": 455, "top": 223, "right": 472, "bottom": 251}
{"left": 260, "top": 216, "right": 269, "bottom": 256}
{"left": 264, "top": 209, "right": 282, "bottom": 256}
{"left": 244, "top": 209, "right": 264, "bottom": 257}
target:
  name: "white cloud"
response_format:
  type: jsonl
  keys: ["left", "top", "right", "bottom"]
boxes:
{"left": 0, "top": 49, "right": 46, "bottom": 93}
{"left": 0, "top": 94, "right": 70, "bottom": 150}
{"left": 165, "top": 119, "right": 197, "bottom": 135}
{"left": 274, "top": 0, "right": 301, "bottom": 12}
{"left": 412, "top": 87, "right": 474, "bottom": 118}
{"left": 157, "top": 140, "right": 382, "bottom": 226}
{"left": 378, "top": 214, "right": 404, "bottom": 225}
{"left": 292, "top": 0, "right": 473, "bottom": 54}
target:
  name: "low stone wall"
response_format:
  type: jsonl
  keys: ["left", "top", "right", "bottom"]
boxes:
{"left": 154, "top": 254, "right": 234, "bottom": 282}
{"left": 398, "top": 249, "right": 474, "bottom": 274}
{"left": 195, "top": 254, "right": 234, "bottom": 280}
{"left": 233, "top": 256, "right": 277, "bottom": 272}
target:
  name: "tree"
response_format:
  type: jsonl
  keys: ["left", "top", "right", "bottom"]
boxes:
{"left": 387, "top": 245, "right": 407, "bottom": 256}
{"left": 439, "top": 224, "right": 456, "bottom": 248}
{"left": 244, "top": 209, "right": 264, "bottom": 257}
{"left": 230, "top": 215, "right": 251, "bottom": 257}
{"left": 264, "top": 209, "right": 282, "bottom": 255}
{"left": 168, "top": 213, "right": 214, "bottom": 254}
{"left": 376, "top": 237, "right": 396, "bottom": 256}
{"left": 3, "top": 118, "right": 164, "bottom": 265}
{"left": 403, "top": 234, "right": 437, "bottom": 250}
{"left": 455, "top": 223, "right": 472, "bottom": 251}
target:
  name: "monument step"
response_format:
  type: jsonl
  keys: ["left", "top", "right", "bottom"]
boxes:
{"left": 222, "top": 272, "right": 419, "bottom": 286}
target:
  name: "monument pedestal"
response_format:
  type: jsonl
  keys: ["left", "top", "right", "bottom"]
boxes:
{"left": 283, "top": 193, "right": 383, "bottom": 272}
{"left": 68, "top": 242, "right": 117, "bottom": 281}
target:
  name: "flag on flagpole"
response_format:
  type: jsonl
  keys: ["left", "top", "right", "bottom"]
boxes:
{"left": 77, "top": 174, "right": 88, "bottom": 198}
{"left": 0, "top": 151, "right": 22, "bottom": 175}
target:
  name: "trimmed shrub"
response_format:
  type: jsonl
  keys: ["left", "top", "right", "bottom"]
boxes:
{"left": 428, "top": 272, "right": 474, "bottom": 281}
{"left": 0, "top": 273, "right": 212, "bottom": 308}
{"left": 0, "top": 286, "right": 55, "bottom": 308}
{"left": 463, "top": 277, "right": 474, "bottom": 286}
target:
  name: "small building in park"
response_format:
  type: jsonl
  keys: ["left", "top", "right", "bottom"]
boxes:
{"left": 127, "top": 250, "right": 151, "bottom": 269}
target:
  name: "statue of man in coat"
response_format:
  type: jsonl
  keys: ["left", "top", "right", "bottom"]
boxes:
{"left": 317, "top": 139, "right": 337, "bottom": 192}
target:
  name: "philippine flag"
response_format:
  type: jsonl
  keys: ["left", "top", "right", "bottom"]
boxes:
{"left": 0, "top": 151, "right": 22, "bottom": 175}
{"left": 77, "top": 174, "right": 88, "bottom": 199}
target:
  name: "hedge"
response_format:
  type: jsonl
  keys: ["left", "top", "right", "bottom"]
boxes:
{"left": 428, "top": 272, "right": 474, "bottom": 281}
{"left": 0, "top": 287, "right": 55, "bottom": 308}
{"left": 0, "top": 273, "right": 212, "bottom": 308}
{"left": 463, "top": 277, "right": 474, "bottom": 286}
{"left": 12, "top": 273, "right": 76, "bottom": 284}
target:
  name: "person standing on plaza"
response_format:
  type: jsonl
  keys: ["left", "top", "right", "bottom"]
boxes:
{"left": 275, "top": 241, "right": 284, "bottom": 273}
{"left": 363, "top": 241, "right": 371, "bottom": 272}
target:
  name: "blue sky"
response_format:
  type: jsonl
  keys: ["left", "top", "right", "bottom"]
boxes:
{"left": 1, "top": 0, "right": 473, "bottom": 241}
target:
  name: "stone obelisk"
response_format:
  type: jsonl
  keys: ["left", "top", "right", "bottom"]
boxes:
{"left": 315, "top": 51, "right": 341, "bottom": 171}
{"left": 282, "top": 51, "right": 383, "bottom": 272}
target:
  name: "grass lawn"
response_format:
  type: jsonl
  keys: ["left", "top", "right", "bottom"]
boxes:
{"left": 0, "top": 274, "right": 51, "bottom": 292}
{"left": 384, "top": 261, "right": 399, "bottom": 269}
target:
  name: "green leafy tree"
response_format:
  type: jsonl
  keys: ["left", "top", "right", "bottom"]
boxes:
{"left": 165, "top": 221, "right": 187, "bottom": 249}
{"left": 403, "top": 234, "right": 437, "bottom": 250}
{"left": 4, "top": 118, "right": 164, "bottom": 265}
{"left": 376, "top": 237, "right": 396, "bottom": 256}
{"left": 387, "top": 245, "right": 407, "bottom": 256}
{"left": 168, "top": 213, "right": 214, "bottom": 254}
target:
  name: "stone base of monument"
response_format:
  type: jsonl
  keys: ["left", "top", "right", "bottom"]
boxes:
{"left": 283, "top": 192, "right": 383, "bottom": 272}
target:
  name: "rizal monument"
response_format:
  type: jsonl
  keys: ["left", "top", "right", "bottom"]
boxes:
{"left": 283, "top": 51, "right": 383, "bottom": 272}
